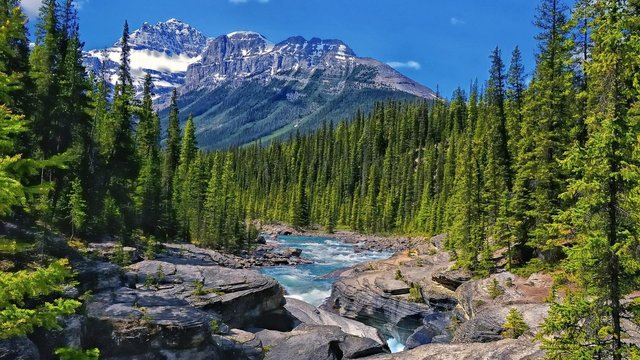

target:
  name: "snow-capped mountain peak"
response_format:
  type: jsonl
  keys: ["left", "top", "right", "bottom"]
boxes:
{"left": 83, "top": 19, "right": 436, "bottom": 114}
{"left": 84, "top": 19, "right": 209, "bottom": 98}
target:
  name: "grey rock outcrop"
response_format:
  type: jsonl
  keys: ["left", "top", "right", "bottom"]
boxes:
{"left": 285, "top": 297, "right": 385, "bottom": 344}
{"left": 257, "top": 324, "right": 388, "bottom": 360}
{"left": 452, "top": 272, "right": 551, "bottom": 343}
{"left": 322, "top": 244, "right": 459, "bottom": 344}
{"left": 0, "top": 336, "right": 39, "bottom": 360}
{"left": 366, "top": 337, "right": 544, "bottom": 360}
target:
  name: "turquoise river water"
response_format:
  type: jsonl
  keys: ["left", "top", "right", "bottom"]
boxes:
{"left": 259, "top": 235, "right": 405, "bottom": 353}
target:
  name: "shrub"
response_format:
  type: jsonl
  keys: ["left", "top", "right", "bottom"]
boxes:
{"left": 210, "top": 319, "right": 220, "bottom": 333}
{"left": 502, "top": 308, "right": 529, "bottom": 339}
{"left": 395, "top": 269, "right": 404, "bottom": 281}
{"left": 488, "top": 278, "right": 504, "bottom": 299}
{"left": 54, "top": 347, "right": 100, "bottom": 360}
{"left": 408, "top": 283, "right": 424, "bottom": 303}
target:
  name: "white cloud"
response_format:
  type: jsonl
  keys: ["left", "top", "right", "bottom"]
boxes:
{"left": 387, "top": 60, "right": 421, "bottom": 70}
{"left": 21, "top": 0, "right": 41, "bottom": 16}
{"left": 21, "top": 0, "right": 89, "bottom": 17}
{"left": 450, "top": 17, "right": 465, "bottom": 25}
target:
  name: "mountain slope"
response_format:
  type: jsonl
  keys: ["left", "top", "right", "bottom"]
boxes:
{"left": 83, "top": 19, "right": 207, "bottom": 97}
{"left": 84, "top": 20, "right": 437, "bottom": 149}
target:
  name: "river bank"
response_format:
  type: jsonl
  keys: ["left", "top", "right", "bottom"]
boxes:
{"left": 260, "top": 222, "right": 426, "bottom": 253}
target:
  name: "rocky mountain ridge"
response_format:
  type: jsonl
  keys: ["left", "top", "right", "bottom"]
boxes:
{"left": 83, "top": 19, "right": 437, "bottom": 149}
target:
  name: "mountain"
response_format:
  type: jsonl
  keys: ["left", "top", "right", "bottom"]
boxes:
{"left": 84, "top": 20, "right": 437, "bottom": 149}
{"left": 83, "top": 19, "right": 207, "bottom": 98}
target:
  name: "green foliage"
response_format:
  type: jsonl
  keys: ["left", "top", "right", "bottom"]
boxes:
{"left": 209, "top": 319, "right": 220, "bottom": 334}
{"left": 394, "top": 269, "right": 404, "bottom": 281}
{"left": 68, "top": 178, "right": 87, "bottom": 238}
{"left": 54, "top": 347, "right": 100, "bottom": 360}
{"left": 193, "top": 280, "right": 205, "bottom": 296}
{"left": 0, "top": 259, "right": 81, "bottom": 339}
{"left": 488, "top": 278, "right": 504, "bottom": 299}
{"left": 502, "top": 308, "right": 529, "bottom": 339}
{"left": 408, "top": 283, "right": 424, "bottom": 303}
{"left": 109, "top": 243, "right": 131, "bottom": 267}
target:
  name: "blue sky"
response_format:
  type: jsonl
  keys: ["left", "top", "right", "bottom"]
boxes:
{"left": 23, "top": 0, "right": 547, "bottom": 97}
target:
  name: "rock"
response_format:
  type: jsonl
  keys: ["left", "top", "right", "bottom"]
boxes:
{"left": 284, "top": 297, "right": 385, "bottom": 344}
{"left": 323, "top": 273, "right": 431, "bottom": 343}
{"left": 405, "top": 313, "right": 453, "bottom": 349}
{"left": 431, "top": 267, "right": 472, "bottom": 291}
{"left": 161, "top": 243, "right": 241, "bottom": 268}
{"left": 284, "top": 247, "right": 303, "bottom": 258}
{"left": 30, "top": 315, "right": 84, "bottom": 360}
{"left": 85, "top": 242, "right": 141, "bottom": 263}
{"left": 449, "top": 272, "right": 551, "bottom": 345}
{"left": 256, "top": 235, "right": 267, "bottom": 245}
{"left": 83, "top": 287, "right": 216, "bottom": 358}
{"left": 374, "top": 278, "right": 410, "bottom": 295}
{"left": 0, "top": 336, "right": 39, "bottom": 360}
{"left": 339, "top": 336, "right": 387, "bottom": 359}
{"left": 126, "top": 260, "right": 285, "bottom": 328}
{"left": 322, "top": 245, "right": 458, "bottom": 344}
{"left": 211, "top": 329, "right": 263, "bottom": 360}
{"left": 254, "top": 329, "right": 291, "bottom": 348}
{"left": 79, "top": 256, "right": 287, "bottom": 359}
{"left": 74, "top": 260, "right": 123, "bottom": 292}
{"left": 263, "top": 325, "right": 387, "bottom": 360}
{"left": 367, "top": 337, "right": 544, "bottom": 360}
{"left": 451, "top": 312, "right": 505, "bottom": 343}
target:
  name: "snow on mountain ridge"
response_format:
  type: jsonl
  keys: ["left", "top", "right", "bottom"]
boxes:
{"left": 83, "top": 19, "right": 436, "bottom": 102}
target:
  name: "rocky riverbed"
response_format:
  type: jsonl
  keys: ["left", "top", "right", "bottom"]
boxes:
{"left": 320, "top": 234, "right": 555, "bottom": 357}
{"left": 4, "top": 229, "right": 620, "bottom": 360}
{"left": 0, "top": 236, "right": 391, "bottom": 360}
{"left": 261, "top": 223, "right": 423, "bottom": 253}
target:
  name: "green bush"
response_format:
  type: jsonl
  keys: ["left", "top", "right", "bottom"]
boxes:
{"left": 54, "top": 347, "right": 100, "bottom": 360}
{"left": 408, "top": 283, "right": 424, "bottom": 303}
{"left": 502, "top": 308, "right": 529, "bottom": 339}
{"left": 488, "top": 278, "right": 504, "bottom": 299}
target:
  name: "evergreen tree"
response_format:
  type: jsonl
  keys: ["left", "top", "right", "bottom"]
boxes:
{"left": 511, "top": 0, "right": 575, "bottom": 261}
{"left": 68, "top": 177, "right": 87, "bottom": 239}
{"left": 160, "top": 89, "right": 181, "bottom": 238}
{"left": 542, "top": 1, "right": 640, "bottom": 358}
{"left": 173, "top": 115, "right": 197, "bottom": 233}
{"left": 103, "top": 20, "right": 138, "bottom": 237}
{"left": 134, "top": 74, "right": 161, "bottom": 235}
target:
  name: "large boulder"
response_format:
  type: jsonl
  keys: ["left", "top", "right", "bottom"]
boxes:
{"left": 84, "top": 287, "right": 218, "bottom": 359}
{"left": 431, "top": 267, "right": 472, "bottom": 291}
{"left": 453, "top": 272, "right": 550, "bottom": 343}
{"left": 80, "top": 258, "right": 287, "bottom": 359}
{"left": 126, "top": 259, "right": 285, "bottom": 328}
{"left": 284, "top": 297, "right": 385, "bottom": 344}
{"left": 74, "top": 260, "right": 123, "bottom": 292}
{"left": 30, "top": 315, "right": 84, "bottom": 360}
{"left": 259, "top": 324, "right": 387, "bottom": 360}
{"left": 0, "top": 336, "right": 39, "bottom": 360}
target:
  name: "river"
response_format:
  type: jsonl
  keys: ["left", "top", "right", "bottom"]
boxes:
{"left": 259, "top": 234, "right": 406, "bottom": 353}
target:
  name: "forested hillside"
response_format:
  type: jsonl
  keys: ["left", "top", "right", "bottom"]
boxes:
{"left": 0, "top": 0, "right": 639, "bottom": 359}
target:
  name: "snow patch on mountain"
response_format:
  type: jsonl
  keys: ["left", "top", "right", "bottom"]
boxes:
{"left": 83, "top": 19, "right": 208, "bottom": 97}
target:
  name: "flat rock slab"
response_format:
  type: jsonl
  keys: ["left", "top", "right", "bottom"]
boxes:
{"left": 126, "top": 259, "right": 285, "bottom": 328}
{"left": 374, "top": 278, "right": 410, "bottom": 295}
{"left": 368, "top": 337, "right": 544, "bottom": 360}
